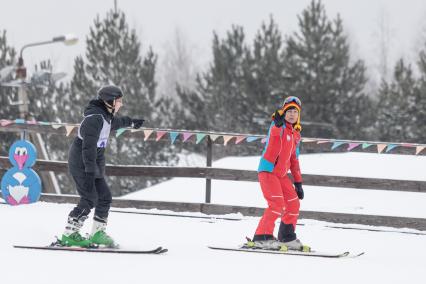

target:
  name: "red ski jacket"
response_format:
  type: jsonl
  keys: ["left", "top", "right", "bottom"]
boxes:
{"left": 257, "top": 121, "right": 302, "bottom": 182}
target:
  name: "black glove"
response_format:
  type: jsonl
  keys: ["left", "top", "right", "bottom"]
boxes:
{"left": 273, "top": 110, "right": 285, "bottom": 127}
{"left": 294, "top": 182, "right": 304, "bottom": 200}
{"left": 83, "top": 172, "right": 95, "bottom": 191}
{"left": 131, "top": 118, "right": 145, "bottom": 129}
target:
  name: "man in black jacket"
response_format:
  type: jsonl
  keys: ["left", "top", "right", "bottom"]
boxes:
{"left": 60, "top": 85, "right": 144, "bottom": 248}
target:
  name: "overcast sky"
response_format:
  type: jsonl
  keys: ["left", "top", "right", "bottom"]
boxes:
{"left": 1, "top": 0, "right": 426, "bottom": 82}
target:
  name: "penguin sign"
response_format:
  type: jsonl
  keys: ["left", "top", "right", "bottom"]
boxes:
{"left": 1, "top": 140, "right": 42, "bottom": 205}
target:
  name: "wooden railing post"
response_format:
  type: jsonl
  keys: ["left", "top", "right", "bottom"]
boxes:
{"left": 205, "top": 136, "right": 212, "bottom": 203}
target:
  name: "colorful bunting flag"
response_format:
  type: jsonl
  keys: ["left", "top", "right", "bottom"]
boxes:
{"left": 416, "top": 146, "right": 425, "bottom": 155}
{"left": 247, "top": 136, "right": 260, "bottom": 142}
{"left": 301, "top": 138, "right": 316, "bottom": 143}
{"left": 347, "top": 143, "right": 360, "bottom": 151}
{"left": 317, "top": 140, "right": 329, "bottom": 144}
{"left": 51, "top": 124, "right": 62, "bottom": 129}
{"left": 196, "top": 133, "right": 206, "bottom": 144}
{"left": 115, "top": 128, "right": 127, "bottom": 138}
{"left": 235, "top": 136, "right": 246, "bottom": 144}
{"left": 15, "top": 119, "right": 25, "bottom": 124}
{"left": 362, "top": 143, "right": 373, "bottom": 149}
{"left": 377, "top": 144, "right": 387, "bottom": 153}
{"left": 183, "top": 132, "right": 193, "bottom": 142}
{"left": 38, "top": 121, "right": 51, "bottom": 126}
{"left": 209, "top": 135, "right": 221, "bottom": 142}
{"left": 26, "top": 120, "right": 37, "bottom": 125}
{"left": 331, "top": 141, "right": 345, "bottom": 150}
{"left": 169, "top": 132, "right": 179, "bottom": 144}
{"left": 65, "top": 125, "right": 76, "bottom": 137}
{"left": 385, "top": 144, "right": 398, "bottom": 153}
{"left": 144, "top": 130, "right": 154, "bottom": 141}
{"left": 156, "top": 131, "right": 167, "bottom": 141}
{"left": 223, "top": 135, "right": 234, "bottom": 146}
{"left": 0, "top": 120, "right": 13, "bottom": 127}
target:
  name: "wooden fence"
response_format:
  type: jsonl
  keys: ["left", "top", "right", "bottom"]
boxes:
{"left": 1, "top": 122, "right": 426, "bottom": 230}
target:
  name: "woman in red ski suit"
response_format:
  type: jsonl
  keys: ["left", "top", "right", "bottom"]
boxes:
{"left": 252, "top": 96, "right": 304, "bottom": 249}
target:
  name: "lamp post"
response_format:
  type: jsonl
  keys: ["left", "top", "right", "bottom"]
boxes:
{"left": 16, "top": 34, "right": 78, "bottom": 122}
{"left": 16, "top": 34, "right": 78, "bottom": 194}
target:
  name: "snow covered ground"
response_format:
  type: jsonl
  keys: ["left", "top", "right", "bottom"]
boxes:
{"left": 1, "top": 152, "right": 425, "bottom": 283}
{"left": 1, "top": 202, "right": 425, "bottom": 284}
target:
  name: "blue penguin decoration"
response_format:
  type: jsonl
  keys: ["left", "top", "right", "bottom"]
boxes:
{"left": 1, "top": 140, "right": 42, "bottom": 205}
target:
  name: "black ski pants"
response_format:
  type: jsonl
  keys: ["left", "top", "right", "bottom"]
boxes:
{"left": 68, "top": 175, "right": 112, "bottom": 220}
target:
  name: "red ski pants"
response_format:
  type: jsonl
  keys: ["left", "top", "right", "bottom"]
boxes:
{"left": 255, "top": 172, "right": 300, "bottom": 236}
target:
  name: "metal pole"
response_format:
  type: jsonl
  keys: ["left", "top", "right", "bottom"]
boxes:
{"left": 205, "top": 136, "right": 212, "bottom": 203}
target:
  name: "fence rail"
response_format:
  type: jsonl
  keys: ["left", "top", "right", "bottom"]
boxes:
{"left": 35, "top": 194, "right": 426, "bottom": 231}
{"left": 1, "top": 156, "right": 425, "bottom": 192}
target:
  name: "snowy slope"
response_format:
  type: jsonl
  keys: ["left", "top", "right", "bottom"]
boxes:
{"left": 124, "top": 153, "right": 426, "bottom": 218}
{"left": 1, "top": 202, "right": 425, "bottom": 284}
{"left": 1, "top": 152, "right": 425, "bottom": 283}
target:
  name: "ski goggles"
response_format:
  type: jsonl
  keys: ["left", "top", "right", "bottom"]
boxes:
{"left": 283, "top": 96, "right": 301, "bottom": 107}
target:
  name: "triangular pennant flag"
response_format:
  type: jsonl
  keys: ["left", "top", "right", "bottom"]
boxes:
{"left": 51, "top": 124, "right": 62, "bottom": 129}
{"left": 156, "top": 131, "right": 167, "bottom": 141}
{"left": 38, "top": 121, "right": 51, "bottom": 126}
{"left": 301, "top": 138, "right": 316, "bottom": 143}
{"left": 416, "top": 146, "right": 425, "bottom": 155}
{"left": 317, "top": 140, "right": 329, "bottom": 144}
{"left": 144, "top": 130, "right": 154, "bottom": 141}
{"left": 235, "top": 136, "right": 246, "bottom": 144}
{"left": 246, "top": 136, "right": 260, "bottom": 142}
{"left": 169, "top": 132, "right": 179, "bottom": 144}
{"left": 196, "top": 133, "right": 206, "bottom": 144}
{"left": 115, "top": 128, "right": 127, "bottom": 138}
{"left": 209, "top": 135, "right": 221, "bottom": 142}
{"left": 401, "top": 143, "right": 415, "bottom": 147}
{"left": 377, "top": 144, "right": 387, "bottom": 153}
{"left": 131, "top": 128, "right": 143, "bottom": 133}
{"left": 331, "top": 141, "right": 345, "bottom": 150}
{"left": 0, "top": 120, "right": 13, "bottom": 127}
{"left": 15, "top": 119, "right": 25, "bottom": 124}
{"left": 385, "top": 144, "right": 398, "bottom": 153}
{"left": 65, "top": 125, "right": 76, "bottom": 137}
{"left": 261, "top": 137, "right": 267, "bottom": 144}
{"left": 223, "top": 135, "right": 234, "bottom": 146}
{"left": 183, "top": 132, "right": 193, "bottom": 142}
{"left": 26, "top": 119, "right": 37, "bottom": 125}
{"left": 362, "top": 143, "right": 373, "bottom": 149}
{"left": 347, "top": 143, "right": 360, "bottom": 151}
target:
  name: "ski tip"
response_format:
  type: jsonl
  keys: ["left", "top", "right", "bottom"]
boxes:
{"left": 351, "top": 252, "right": 365, "bottom": 258}
{"left": 158, "top": 248, "right": 168, "bottom": 254}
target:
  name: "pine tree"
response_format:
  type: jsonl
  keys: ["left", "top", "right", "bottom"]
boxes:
{"left": 413, "top": 48, "right": 426, "bottom": 142}
{"left": 283, "top": 0, "right": 371, "bottom": 139}
{"left": 246, "top": 16, "right": 289, "bottom": 133}
{"left": 0, "top": 30, "right": 18, "bottom": 155}
{"left": 376, "top": 59, "right": 420, "bottom": 142}
{"left": 70, "top": 8, "right": 178, "bottom": 195}
{"left": 176, "top": 17, "right": 288, "bottom": 135}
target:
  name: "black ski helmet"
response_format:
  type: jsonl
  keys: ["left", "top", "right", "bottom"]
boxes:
{"left": 97, "top": 85, "right": 123, "bottom": 102}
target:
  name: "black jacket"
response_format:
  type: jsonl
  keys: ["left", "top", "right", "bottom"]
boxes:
{"left": 68, "top": 99, "right": 132, "bottom": 177}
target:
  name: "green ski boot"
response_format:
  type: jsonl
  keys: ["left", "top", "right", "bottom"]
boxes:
{"left": 60, "top": 232, "right": 92, "bottom": 247}
{"left": 89, "top": 217, "right": 119, "bottom": 248}
{"left": 90, "top": 230, "right": 118, "bottom": 248}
